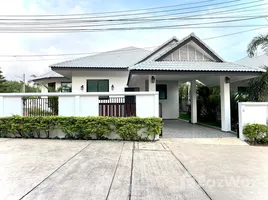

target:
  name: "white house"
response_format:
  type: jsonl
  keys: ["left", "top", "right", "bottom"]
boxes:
{"left": 232, "top": 53, "right": 268, "bottom": 92}
{"left": 32, "top": 70, "right": 71, "bottom": 93}
{"left": 31, "top": 33, "right": 264, "bottom": 132}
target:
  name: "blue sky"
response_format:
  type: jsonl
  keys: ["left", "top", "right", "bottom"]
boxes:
{"left": 1, "top": 0, "right": 268, "bottom": 80}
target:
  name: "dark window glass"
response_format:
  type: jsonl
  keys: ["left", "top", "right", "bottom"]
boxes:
{"left": 87, "top": 80, "right": 98, "bottom": 92}
{"left": 61, "top": 82, "right": 72, "bottom": 93}
{"left": 86, "top": 80, "right": 109, "bottom": 92}
{"left": 98, "top": 80, "right": 109, "bottom": 92}
{"left": 47, "top": 82, "right": 56, "bottom": 92}
{"left": 156, "top": 84, "right": 167, "bottom": 99}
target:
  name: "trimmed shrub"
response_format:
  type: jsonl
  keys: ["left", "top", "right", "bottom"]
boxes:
{"left": 0, "top": 116, "right": 162, "bottom": 141}
{"left": 243, "top": 123, "right": 268, "bottom": 143}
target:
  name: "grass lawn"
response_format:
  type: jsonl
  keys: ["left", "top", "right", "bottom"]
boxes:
{"left": 199, "top": 121, "right": 221, "bottom": 128}
{"left": 179, "top": 113, "right": 221, "bottom": 128}
{"left": 179, "top": 113, "right": 191, "bottom": 120}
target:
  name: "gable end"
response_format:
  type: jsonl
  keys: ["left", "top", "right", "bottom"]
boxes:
{"left": 156, "top": 36, "right": 223, "bottom": 62}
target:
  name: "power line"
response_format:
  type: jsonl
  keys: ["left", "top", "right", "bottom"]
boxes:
{"left": 1, "top": 25, "right": 267, "bottom": 60}
{"left": 0, "top": 23, "right": 266, "bottom": 33}
{"left": 1, "top": 13, "right": 268, "bottom": 27}
{"left": 0, "top": 0, "right": 262, "bottom": 21}
{"left": 203, "top": 26, "right": 268, "bottom": 40}
{"left": 0, "top": 1, "right": 264, "bottom": 32}
{"left": 1, "top": 15, "right": 267, "bottom": 29}
{"left": 0, "top": 0, "right": 216, "bottom": 17}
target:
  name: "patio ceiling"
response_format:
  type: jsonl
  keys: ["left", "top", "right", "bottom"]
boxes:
{"left": 128, "top": 60, "right": 264, "bottom": 86}
{"left": 128, "top": 71, "right": 261, "bottom": 87}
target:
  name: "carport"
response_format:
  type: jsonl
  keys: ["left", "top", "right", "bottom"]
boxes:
{"left": 162, "top": 119, "right": 235, "bottom": 138}
{"left": 127, "top": 33, "right": 264, "bottom": 132}
{"left": 128, "top": 62, "right": 263, "bottom": 132}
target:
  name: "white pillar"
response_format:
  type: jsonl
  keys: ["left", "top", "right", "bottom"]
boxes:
{"left": 148, "top": 75, "right": 156, "bottom": 91}
{"left": 191, "top": 80, "right": 197, "bottom": 123}
{"left": 178, "top": 81, "right": 180, "bottom": 117}
{"left": 220, "top": 76, "right": 231, "bottom": 132}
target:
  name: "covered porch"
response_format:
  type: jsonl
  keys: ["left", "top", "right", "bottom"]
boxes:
{"left": 128, "top": 61, "right": 264, "bottom": 132}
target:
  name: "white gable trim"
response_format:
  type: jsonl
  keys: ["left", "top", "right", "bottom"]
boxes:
{"left": 136, "top": 36, "right": 179, "bottom": 63}
{"left": 154, "top": 33, "right": 224, "bottom": 62}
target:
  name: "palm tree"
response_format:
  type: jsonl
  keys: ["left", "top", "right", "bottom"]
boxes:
{"left": 247, "top": 34, "right": 268, "bottom": 57}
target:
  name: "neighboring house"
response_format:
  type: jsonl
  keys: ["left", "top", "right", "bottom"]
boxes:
{"left": 31, "top": 70, "right": 71, "bottom": 92}
{"left": 233, "top": 54, "right": 268, "bottom": 92}
{"left": 31, "top": 33, "right": 263, "bottom": 131}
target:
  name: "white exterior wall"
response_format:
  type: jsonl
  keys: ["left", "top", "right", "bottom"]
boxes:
{"left": 71, "top": 70, "right": 129, "bottom": 93}
{"left": 157, "top": 80, "right": 179, "bottom": 119}
{"left": 55, "top": 82, "right": 62, "bottom": 91}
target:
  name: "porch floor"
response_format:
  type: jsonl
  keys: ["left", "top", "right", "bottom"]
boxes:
{"left": 162, "top": 119, "right": 236, "bottom": 138}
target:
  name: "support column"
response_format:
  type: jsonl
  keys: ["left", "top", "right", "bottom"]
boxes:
{"left": 220, "top": 76, "right": 231, "bottom": 132}
{"left": 178, "top": 81, "right": 180, "bottom": 118}
{"left": 148, "top": 75, "right": 156, "bottom": 91}
{"left": 191, "top": 80, "right": 197, "bottom": 123}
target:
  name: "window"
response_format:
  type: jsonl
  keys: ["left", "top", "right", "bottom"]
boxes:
{"left": 156, "top": 84, "right": 167, "bottom": 99}
{"left": 61, "top": 82, "right": 72, "bottom": 93}
{"left": 87, "top": 80, "right": 109, "bottom": 92}
{"left": 47, "top": 82, "right": 56, "bottom": 92}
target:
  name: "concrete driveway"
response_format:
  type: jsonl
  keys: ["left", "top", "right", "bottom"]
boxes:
{"left": 163, "top": 120, "right": 235, "bottom": 138}
{"left": 0, "top": 138, "right": 268, "bottom": 200}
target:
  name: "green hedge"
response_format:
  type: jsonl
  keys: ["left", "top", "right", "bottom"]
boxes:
{"left": 0, "top": 116, "right": 162, "bottom": 141}
{"left": 243, "top": 123, "right": 268, "bottom": 143}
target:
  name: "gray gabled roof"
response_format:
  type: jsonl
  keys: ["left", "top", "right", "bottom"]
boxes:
{"left": 50, "top": 46, "right": 150, "bottom": 69}
{"left": 31, "top": 71, "right": 64, "bottom": 82}
{"left": 235, "top": 54, "right": 268, "bottom": 68}
{"left": 130, "top": 61, "right": 265, "bottom": 72}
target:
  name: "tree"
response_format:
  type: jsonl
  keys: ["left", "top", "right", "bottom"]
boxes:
{"left": 0, "top": 80, "right": 40, "bottom": 93}
{"left": 0, "top": 70, "right": 6, "bottom": 92}
{"left": 247, "top": 66, "right": 268, "bottom": 101}
{"left": 247, "top": 33, "right": 268, "bottom": 57}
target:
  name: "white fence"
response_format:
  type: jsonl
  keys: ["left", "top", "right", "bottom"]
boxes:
{"left": 0, "top": 92, "right": 159, "bottom": 118}
{"left": 238, "top": 102, "right": 268, "bottom": 140}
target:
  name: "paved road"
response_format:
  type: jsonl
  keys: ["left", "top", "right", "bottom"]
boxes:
{"left": 0, "top": 138, "right": 267, "bottom": 200}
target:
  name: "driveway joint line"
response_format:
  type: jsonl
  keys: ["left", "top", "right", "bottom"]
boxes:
{"left": 160, "top": 142, "right": 167, "bottom": 149}
{"left": 19, "top": 141, "right": 92, "bottom": 200}
{"left": 105, "top": 142, "right": 125, "bottom": 200}
{"left": 165, "top": 143, "right": 213, "bottom": 200}
{"left": 128, "top": 142, "right": 135, "bottom": 200}
{"left": 134, "top": 149, "right": 169, "bottom": 152}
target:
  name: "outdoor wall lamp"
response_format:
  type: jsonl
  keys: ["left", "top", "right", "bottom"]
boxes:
{"left": 111, "top": 85, "right": 114, "bottom": 90}
{"left": 225, "top": 77, "right": 230, "bottom": 84}
{"left": 80, "top": 85, "right": 84, "bottom": 91}
{"left": 151, "top": 76, "right": 156, "bottom": 83}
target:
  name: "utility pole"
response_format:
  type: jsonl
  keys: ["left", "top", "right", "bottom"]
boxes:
{"left": 22, "top": 73, "right": 25, "bottom": 93}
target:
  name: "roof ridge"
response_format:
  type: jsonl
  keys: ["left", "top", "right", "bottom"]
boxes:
{"left": 135, "top": 36, "right": 179, "bottom": 64}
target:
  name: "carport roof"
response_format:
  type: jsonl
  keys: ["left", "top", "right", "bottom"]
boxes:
{"left": 130, "top": 61, "right": 265, "bottom": 72}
